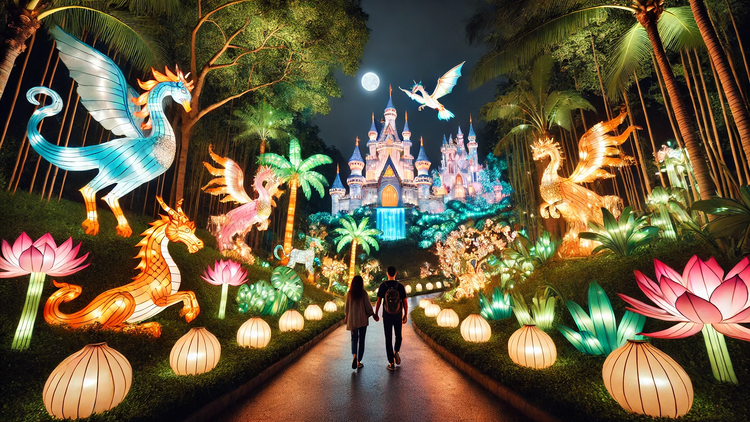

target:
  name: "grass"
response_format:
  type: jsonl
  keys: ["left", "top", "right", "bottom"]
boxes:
{"left": 413, "top": 237, "right": 750, "bottom": 422}
{"left": 0, "top": 191, "right": 342, "bottom": 422}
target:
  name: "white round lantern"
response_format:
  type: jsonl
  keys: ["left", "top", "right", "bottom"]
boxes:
{"left": 508, "top": 325, "right": 557, "bottom": 369}
{"left": 436, "top": 281, "right": 442, "bottom": 289}
{"left": 437, "top": 309, "right": 459, "bottom": 328}
{"left": 43, "top": 343, "right": 132, "bottom": 419}
{"left": 460, "top": 314, "right": 491, "bottom": 343}
{"left": 603, "top": 340, "right": 693, "bottom": 418}
{"left": 419, "top": 298, "right": 432, "bottom": 309}
{"left": 416, "top": 283, "right": 423, "bottom": 292}
{"left": 405, "top": 285, "right": 412, "bottom": 294}
{"left": 323, "top": 301, "right": 338, "bottom": 312}
{"left": 425, "top": 303, "right": 441, "bottom": 317}
{"left": 304, "top": 304, "right": 323, "bottom": 321}
{"left": 237, "top": 317, "right": 271, "bottom": 349}
{"left": 170, "top": 327, "right": 221, "bottom": 376}
{"left": 426, "top": 282, "right": 434, "bottom": 290}
{"left": 279, "top": 309, "right": 304, "bottom": 332}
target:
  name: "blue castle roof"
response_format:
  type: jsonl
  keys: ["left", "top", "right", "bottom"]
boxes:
{"left": 457, "top": 126, "right": 463, "bottom": 136}
{"left": 349, "top": 140, "right": 364, "bottom": 163}
{"left": 403, "top": 118, "right": 410, "bottom": 134}
{"left": 442, "top": 134, "right": 447, "bottom": 145}
{"left": 385, "top": 94, "right": 395, "bottom": 111}
{"left": 469, "top": 121, "right": 476, "bottom": 139}
{"left": 331, "top": 171, "right": 345, "bottom": 191}
{"left": 417, "top": 144, "right": 430, "bottom": 163}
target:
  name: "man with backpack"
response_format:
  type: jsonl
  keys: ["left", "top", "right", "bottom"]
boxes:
{"left": 375, "top": 266, "right": 408, "bottom": 371}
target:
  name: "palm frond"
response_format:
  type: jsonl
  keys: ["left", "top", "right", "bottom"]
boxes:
{"left": 258, "top": 153, "right": 291, "bottom": 170}
{"left": 659, "top": 6, "right": 703, "bottom": 52}
{"left": 299, "top": 154, "right": 333, "bottom": 173}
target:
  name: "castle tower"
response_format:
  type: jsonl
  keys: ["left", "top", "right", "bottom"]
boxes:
{"left": 347, "top": 137, "right": 365, "bottom": 209}
{"left": 401, "top": 112, "right": 414, "bottom": 180}
{"left": 414, "top": 137, "right": 433, "bottom": 202}
{"left": 384, "top": 85, "right": 397, "bottom": 124}
{"left": 456, "top": 126, "right": 466, "bottom": 157}
{"left": 467, "top": 115, "right": 478, "bottom": 164}
{"left": 329, "top": 164, "right": 346, "bottom": 215}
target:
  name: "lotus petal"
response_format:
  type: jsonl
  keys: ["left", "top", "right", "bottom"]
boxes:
{"left": 635, "top": 270, "right": 662, "bottom": 295}
{"left": 619, "top": 294, "right": 686, "bottom": 321}
{"left": 685, "top": 257, "right": 723, "bottom": 299}
{"left": 709, "top": 276, "right": 749, "bottom": 319}
{"left": 634, "top": 272, "right": 679, "bottom": 314}
{"left": 712, "top": 323, "right": 750, "bottom": 342}
{"left": 11, "top": 232, "right": 33, "bottom": 259}
{"left": 675, "top": 292, "right": 723, "bottom": 323}
{"left": 724, "top": 305, "right": 750, "bottom": 323}
{"left": 654, "top": 259, "right": 683, "bottom": 286}
{"left": 659, "top": 275, "right": 687, "bottom": 308}
{"left": 640, "top": 321, "right": 703, "bottom": 339}
{"left": 726, "top": 257, "right": 750, "bottom": 289}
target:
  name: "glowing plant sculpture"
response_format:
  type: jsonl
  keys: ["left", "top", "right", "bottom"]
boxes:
{"left": 479, "top": 287, "right": 513, "bottom": 320}
{"left": 43, "top": 343, "right": 132, "bottom": 419}
{"left": 258, "top": 138, "right": 332, "bottom": 263}
{"left": 557, "top": 282, "right": 646, "bottom": 356}
{"left": 0, "top": 233, "right": 89, "bottom": 350}
{"left": 170, "top": 328, "right": 221, "bottom": 376}
{"left": 203, "top": 146, "right": 282, "bottom": 260}
{"left": 460, "top": 314, "right": 491, "bottom": 343}
{"left": 237, "top": 317, "right": 272, "bottom": 348}
{"left": 26, "top": 26, "right": 193, "bottom": 237}
{"left": 618, "top": 256, "right": 750, "bottom": 384}
{"left": 333, "top": 216, "right": 381, "bottom": 284}
{"left": 532, "top": 111, "right": 636, "bottom": 256}
{"left": 236, "top": 266, "right": 303, "bottom": 316}
{"left": 202, "top": 260, "right": 248, "bottom": 319}
{"left": 399, "top": 62, "right": 464, "bottom": 121}
{"left": 508, "top": 325, "right": 557, "bottom": 369}
{"left": 511, "top": 289, "right": 556, "bottom": 330}
{"left": 44, "top": 198, "right": 203, "bottom": 337}
{"left": 602, "top": 340, "right": 693, "bottom": 418}
{"left": 579, "top": 207, "right": 659, "bottom": 257}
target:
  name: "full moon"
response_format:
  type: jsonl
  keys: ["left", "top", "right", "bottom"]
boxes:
{"left": 361, "top": 72, "right": 380, "bottom": 91}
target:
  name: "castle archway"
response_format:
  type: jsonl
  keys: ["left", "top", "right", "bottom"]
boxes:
{"left": 381, "top": 185, "right": 398, "bottom": 207}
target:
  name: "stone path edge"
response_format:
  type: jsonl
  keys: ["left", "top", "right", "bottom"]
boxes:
{"left": 183, "top": 318, "right": 345, "bottom": 422}
{"left": 412, "top": 323, "right": 562, "bottom": 422}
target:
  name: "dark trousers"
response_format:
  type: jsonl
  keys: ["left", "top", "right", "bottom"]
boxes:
{"left": 351, "top": 326, "right": 367, "bottom": 362}
{"left": 383, "top": 316, "right": 402, "bottom": 364}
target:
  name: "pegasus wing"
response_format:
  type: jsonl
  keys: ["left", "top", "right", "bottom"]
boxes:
{"left": 202, "top": 146, "right": 252, "bottom": 204}
{"left": 431, "top": 62, "right": 464, "bottom": 100}
{"left": 399, "top": 87, "right": 426, "bottom": 105}
{"left": 567, "top": 112, "right": 636, "bottom": 184}
{"left": 50, "top": 25, "right": 144, "bottom": 139}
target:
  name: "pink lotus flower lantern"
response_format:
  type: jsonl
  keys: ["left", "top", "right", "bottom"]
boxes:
{"left": 0, "top": 233, "right": 89, "bottom": 350}
{"left": 202, "top": 259, "right": 248, "bottom": 319}
{"left": 619, "top": 256, "right": 750, "bottom": 384}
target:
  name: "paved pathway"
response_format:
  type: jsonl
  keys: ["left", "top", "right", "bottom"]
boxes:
{"left": 220, "top": 295, "right": 529, "bottom": 422}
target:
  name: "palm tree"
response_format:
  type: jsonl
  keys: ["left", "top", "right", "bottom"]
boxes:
{"left": 468, "top": 0, "right": 716, "bottom": 200}
{"left": 0, "top": 0, "right": 175, "bottom": 99}
{"left": 333, "top": 216, "right": 380, "bottom": 285}
{"left": 234, "top": 102, "right": 292, "bottom": 155}
{"left": 258, "top": 138, "right": 331, "bottom": 262}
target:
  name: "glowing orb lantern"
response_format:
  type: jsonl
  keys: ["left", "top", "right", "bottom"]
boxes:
{"left": 437, "top": 309, "right": 459, "bottom": 328}
{"left": 508, "top": 325, "right": 557, "bottom": 369}
{"left": 279, "top": 309, "right": 304, "bottom": 332}
{"left": 405, "top": 285, "right": 412, "bottom": 294}
{"left": 170, "top": 328, "right": 221, "bottom": 376}
{"left": 323, "top": 301, "right": 338, "bottom": 312}
{"left": 419, "top": 299, "right": 431, "bottom": 309}
{"left": 426, "top": 282, "right": 434, "bottom": 290}
{"left": 416, "top": 283, "right": 423, "bottom": 292}
{"left": 43, "top": 343, "right": 131, "bottom": 419}
{"left": 460, "top": 314, "right": 491, "bottom": 343}
{"left": 304, "top": 304, "right": 323, "bottom": 321}
{"left": 237, "top": 317, "right": 271, "bottom": 349}
{"left": 425, "top": 303, "right": 441, "bottom": 317}
{"left": 436, "top": 281, "right": 442, "bottom": 289}
{"left": 603, "top": 340, "right": 693, "bottom": 418}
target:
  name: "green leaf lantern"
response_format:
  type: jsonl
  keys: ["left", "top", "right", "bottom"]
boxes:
{"left": 479, "top": 287, "right": 512, "bottom": 320}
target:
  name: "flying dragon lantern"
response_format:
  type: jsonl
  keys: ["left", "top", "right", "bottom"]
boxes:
{"left": 203, "top": 145, "right": 283, "bottom": 264}
{"left": 531, "top": 111, "right": 637, "bottom": 256}
{"left": 25, "top": 26, "right": 193, "bottom": 237}
{"left": 400, "top": 62, "right": 465, "bottom": 121}
{"left": 43, "top": 197, "right": 203, "bottom": 337}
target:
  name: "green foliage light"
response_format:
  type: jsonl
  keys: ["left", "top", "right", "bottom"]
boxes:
{"left": 579, "top": 206, "right": 659, "bottom": 257}
{"left": 511, "top": 288, "right": 556, "bottom": 330}
{"left": 479, "top": 287, "right": 513, "bottom": 320}
{"left": 692, "top": 185, "right": 750, "bottom": 255}
{"left": 236, "top": 266, "right": 303, "bottom": 316}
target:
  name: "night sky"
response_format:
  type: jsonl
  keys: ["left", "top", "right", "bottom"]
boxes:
{"left": 312, "top": 0, "right": 496, "bottom": 177}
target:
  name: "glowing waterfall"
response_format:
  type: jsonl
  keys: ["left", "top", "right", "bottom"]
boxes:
{"left": 376, "top": 208, "right": 405, "bottom": 240}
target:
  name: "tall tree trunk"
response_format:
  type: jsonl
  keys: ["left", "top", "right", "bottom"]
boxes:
{"left": 635, "top": 71, "right": 666, "bottom": 187}
{"left": 0, "top": 30, "right": 36, "bottom": 152}
{"left": 723, "top": 0, "right": 750, "bottom": 87}
{"left": 637, "top": 10, "right": 715, "bottom": 200}
{"left": 348, "top": 240, "right": 357, "bottom": 286}
{"left": 0, "top": 9, "right": 39, "bottom": 101}
{"left": 622, "top": 89, "right": 652, "bottom": 195}
{"left": 690, "top": 0, "right": 750, "bottom": 165}
{"left": 259, "top": 138, "right": 266, "bottom": 155}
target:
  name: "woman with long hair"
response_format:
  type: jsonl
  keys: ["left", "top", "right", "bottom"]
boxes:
{"left": 344, "top": 275, "right": 376, "bottom": 369}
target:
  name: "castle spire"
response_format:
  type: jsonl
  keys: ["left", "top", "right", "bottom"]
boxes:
{"left": 402, "top": 111, "right": 411, "bottom": 137}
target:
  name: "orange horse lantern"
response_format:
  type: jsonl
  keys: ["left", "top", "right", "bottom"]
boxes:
{"left": 44, "top": 197, "right": 203, "bottom": 336}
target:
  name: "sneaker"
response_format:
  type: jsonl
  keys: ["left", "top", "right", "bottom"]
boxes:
{"left": 387, "top": 363, "right": 396, "bottom": 371}
{"left": 394, "top": 351, "right": 401, "bottom": 365}
{"left": 352, "top": 357, "right": 357, "bottom": 369}
{"left": 357, "top": 363, "right": 364, "bottom": 369}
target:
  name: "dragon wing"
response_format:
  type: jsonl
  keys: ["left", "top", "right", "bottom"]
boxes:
{"left": 566, "top": 111, "right": 637, "bottom": 184}
{"left": 202, "top": 145, "right": 252, "bottom": 204}
{"left": 431, "top": 61, "right": 464, "bottom": 100}
{"left": 399, "top": 87, "right": 426, "bottom": 105}
{"left": 49, "top": 25, "right": 144, "bottom": 139}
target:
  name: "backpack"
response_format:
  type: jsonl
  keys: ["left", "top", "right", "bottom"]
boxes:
{"left": 384, "top": 281, "right": 402, "bottom": 314}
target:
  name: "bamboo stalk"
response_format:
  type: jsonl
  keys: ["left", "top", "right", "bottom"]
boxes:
{"left": 634, "top": 71, "right": 666, "bottom": 187}
{"left": 0, "top": 32, "right": 36, "bottom": 152}
{"left": 623, "top": 89, "right": 652, "bottom": 194}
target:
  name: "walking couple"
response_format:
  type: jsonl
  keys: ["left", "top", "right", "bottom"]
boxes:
{"left": 344, "top": 266, "right": 408, "bottom": 371}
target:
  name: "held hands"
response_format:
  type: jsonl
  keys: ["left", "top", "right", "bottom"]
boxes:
{"left": 373, "top": 314, "right": 380, "bottom": 322}
{"left": 402, "top": 314, "right": 407, "bottom": 324}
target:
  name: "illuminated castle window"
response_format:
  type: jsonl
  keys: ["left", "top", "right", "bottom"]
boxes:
{"left": 382, "top": 185, "right": 398, "bottom": 207}
{"left": 384, "top": 167, "right": 395, "bottom": 177}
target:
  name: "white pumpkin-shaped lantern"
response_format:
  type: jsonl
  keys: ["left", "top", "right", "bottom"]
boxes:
{"left": 460, "top": 314, "right": 491, "bottom": 343}
{"left": 170, "top": 327, "right": 221, "bottom": 376}
{"left": 323, "top": 301, "right": 338, "bottom": 312}
{"left": 279, "top": 309, "right": 305, "bottom": 332}
{"left": 426, "top": 282, "right": 434, "bottom": 290}
{"left": 415, "top": 283, "right": 423, "bottom": 292}
{"left": 602, "top": 340, "right": 693, "bottom": 418}
{"left": 437, "top": 309, "right": 459, "bottom": 328}
{"left": 304, "top": 304, "right": 323, "bottom": 321}
{"left": 508, "top": 325, "right": 557, "bottom": 369}
{"left": 43, "top": 343, "right": 132, "bottom": 419}
{"left": 237, "top": 317, "right": 272, "bottom": 349}
{"left": 425, "top": 303, "right": 441, "bottom": 317}
{"left": 405, "top": 285, "right": 412, "bottom": 294}
{"left": 419, "top": 298, "right": 431, "bottom": 309}
{"left": 436, "top": 281, "right": 442, "bottom": 289}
